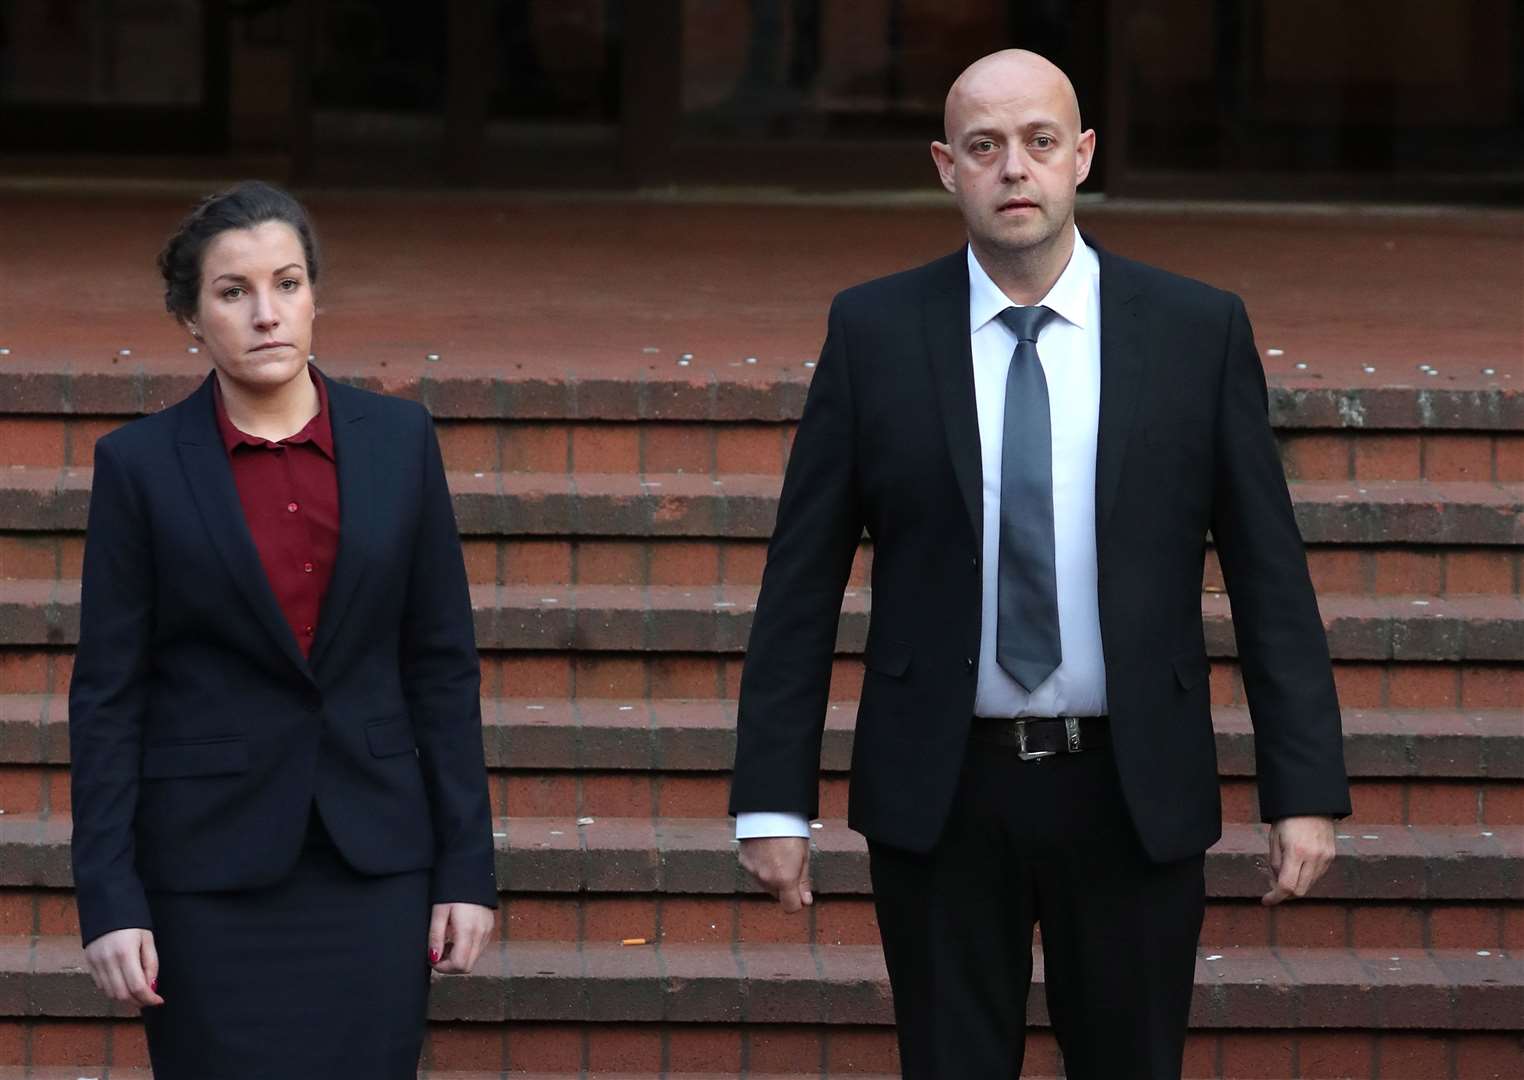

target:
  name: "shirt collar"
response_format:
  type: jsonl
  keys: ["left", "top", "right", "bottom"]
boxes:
{"left": 213, "top": 367, "right": 335, "bottom": 460}
{"left": 967, "top": 226, "right": 1096, "bottom": 334}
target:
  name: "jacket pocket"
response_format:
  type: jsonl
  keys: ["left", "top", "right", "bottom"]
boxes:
{"left": 863, "top": 634, "right": 912, "bottom": 678}
{"left": 365, "top": 715, "right": 417, "bottom": 757}
{"left": 141, "top": 737, "right": 248, "bottom": 779}
{"left": 1172, "top": 651, "right": 1211, "bottom": 691}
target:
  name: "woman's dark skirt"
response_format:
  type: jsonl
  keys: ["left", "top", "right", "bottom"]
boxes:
{"left": 142, "top": 812, "right": 432, "bottom": 1079}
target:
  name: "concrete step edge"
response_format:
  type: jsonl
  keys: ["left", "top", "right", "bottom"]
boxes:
{"left": 3, "top": 696, "right": 1519, "bottom": 779}
{"left": 4, "top": 468, "right": 1521, "bottom": 545}
{"left": 2, "top": 582, "right": 1521, "bottom": 661}
{"left": 4, "top": 939, "right": 1519, "bottom": 1029}
{"left": 2, "top": 364, "right": 1518, "bottom": 430}
{"left": 2, "top": 817, "right": 1517, "bottom": 901}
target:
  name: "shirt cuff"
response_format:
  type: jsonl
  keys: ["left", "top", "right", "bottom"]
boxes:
{"left": 735, "top": 811, "right": 812, "bottom": 840}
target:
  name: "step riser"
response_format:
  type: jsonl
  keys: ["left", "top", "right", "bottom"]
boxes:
{"left": 4, "top": 1017, "right": 1519, "bottom": 1078}
{"left": 5, "top": 1020, "right": 1519, "bottom": 1079}
{"left": 6, "top": 591, "right": 1520, "bottom": 663}
{"left": 5, "top": 649, "right": 1519, "bottom": 709}
{"left": 3, "top": 766, "right": 1520, "bottom": 824}
{"left": 4, "top": 534, "right": 1517, "bottom": 595}
{"left": 9, "top": 890, "right": 1514, "bottom": 952}
{"left": 3, "top": 415, "right": 1521, "bottom": 484}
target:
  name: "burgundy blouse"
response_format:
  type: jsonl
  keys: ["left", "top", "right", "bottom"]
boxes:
{"left": 213, "top": 372, "right": 340, "bottom": 657}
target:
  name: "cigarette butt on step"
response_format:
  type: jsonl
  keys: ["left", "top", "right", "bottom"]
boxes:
{"left": 622, "top": 937, "right": 649, "bottom": 947}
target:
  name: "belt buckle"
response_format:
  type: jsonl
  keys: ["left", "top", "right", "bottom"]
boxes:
{"left": 1015, "top": 719, "right": 1057, "bottom": 762}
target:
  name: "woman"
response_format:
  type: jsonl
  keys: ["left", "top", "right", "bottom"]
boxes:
{"left": 69, "top": 181, "right": 497, "bottom": 1078}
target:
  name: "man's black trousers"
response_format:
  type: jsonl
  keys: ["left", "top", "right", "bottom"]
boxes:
{"left": 868, "top": 733, "right": 1207, "bottom": 1079}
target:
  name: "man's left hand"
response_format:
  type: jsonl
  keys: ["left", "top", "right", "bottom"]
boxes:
{"left": 1262, "top": 816, "right": 1337, "bottom": 905}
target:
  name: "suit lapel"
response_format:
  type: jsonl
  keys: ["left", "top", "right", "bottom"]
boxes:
{"left": 175, "top": 374, "right": 313, "bottom": 680}
{"left": 308, "top": 374, "right": 375, "bottom": 670}
{"left": 922, "top": 249, "right": 984, "bottom": 549}
{"left": 1093, "top": 242, "right": 1146, "bottom": 540}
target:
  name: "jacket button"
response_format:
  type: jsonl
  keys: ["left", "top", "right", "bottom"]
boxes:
{"left": 965, "top": 657, "right": 975, "bottom": 672}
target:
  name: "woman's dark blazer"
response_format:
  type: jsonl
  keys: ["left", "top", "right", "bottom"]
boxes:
{"left": 69, "top": 371, "right": 497, "bottom": 947}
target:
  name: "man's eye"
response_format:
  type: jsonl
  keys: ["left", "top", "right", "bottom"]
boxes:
{"left": 1032, "top": 136, "right": 1054, "bottom": 149}
{"left": 974, "top": 140, "right": 995, "bottom": 152}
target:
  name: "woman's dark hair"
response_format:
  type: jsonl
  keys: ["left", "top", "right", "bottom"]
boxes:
{"left": 157, "top": 180, "right": 320, "bottom": 321}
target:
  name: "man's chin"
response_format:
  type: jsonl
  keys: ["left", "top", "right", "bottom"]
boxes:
{"left": 976, "top": 216, "right": 1057, "bottom": 253}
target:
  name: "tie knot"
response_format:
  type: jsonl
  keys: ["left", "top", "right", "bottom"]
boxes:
{"left": 997, "top": 304, "right": 1056, "bottom": 344}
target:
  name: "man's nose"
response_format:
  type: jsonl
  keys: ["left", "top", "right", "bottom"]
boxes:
{"left": 1001, "top": 145, "right": 1030, "bottom": 183}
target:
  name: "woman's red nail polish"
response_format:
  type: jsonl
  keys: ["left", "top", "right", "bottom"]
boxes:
{"left": 429, "top": 949, "right": 440, "bottom": 963}
{"left": 151, "top": 979, "right": 158, "bottom": 992}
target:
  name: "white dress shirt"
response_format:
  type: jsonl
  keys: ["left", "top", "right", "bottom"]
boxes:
{"left": 737, "top": 229, "right": 1109, "bottom": 841}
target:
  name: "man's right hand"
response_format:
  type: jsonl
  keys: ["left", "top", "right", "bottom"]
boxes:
{"left": 739, "top": 836, "right": 813, "bottom": 913}
{"left": 83, "top": 927, "right": 164, "bottom": 1007}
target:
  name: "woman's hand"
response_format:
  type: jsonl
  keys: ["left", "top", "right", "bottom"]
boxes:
{"left": 83, "top": 927, "right": 164, "bottom": 1007}
{"left": 428, "top": 902, "right": 494, "bottom": 974}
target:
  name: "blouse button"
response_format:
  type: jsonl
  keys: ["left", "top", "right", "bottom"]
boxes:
{"left": 303, "top": 562, "right": 315, "bottom": 573}
{"left": 287, "top": 502, "right": 299, "bottom": 513}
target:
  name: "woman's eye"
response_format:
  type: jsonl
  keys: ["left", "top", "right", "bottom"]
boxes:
{"left": 280, "top": 278, "right": 300, "bottom": 291}
{"left": 222, "top": 287, "right": 244, "bottom": 300}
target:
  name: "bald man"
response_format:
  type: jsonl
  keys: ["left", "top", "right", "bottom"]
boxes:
{"left": 729, "top": 50, "right": 1350, "bottom": 1078}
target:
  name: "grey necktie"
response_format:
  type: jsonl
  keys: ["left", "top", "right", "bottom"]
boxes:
{"left": 994, "top": 304, "right": 1062, "bottom": 692}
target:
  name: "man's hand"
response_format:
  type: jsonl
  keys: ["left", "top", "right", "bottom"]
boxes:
{"left": 1262, "top": 815, "right": 1337, "bottom": 905}
{"left": 84, "top": 927, "right": 164, "bottom": 1007}
{"left": 429, "top": 902, "right": 495, "bottom": 974}
{"left": 739, "top": 836, "right": 813, "bottom": 913}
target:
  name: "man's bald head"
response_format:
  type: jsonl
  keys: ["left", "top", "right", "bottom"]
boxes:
{"left": 943, "top": 50, "right": 1081, "bottom": 144}
{"left": 929, "top": 49, "right": 1095, "bottom": 296}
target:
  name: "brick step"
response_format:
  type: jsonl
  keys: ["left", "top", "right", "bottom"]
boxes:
{"left": 2, "top": 582, "right": 1520, "bottom": 662}
{"left": 6, "top": 472, "right": 1518, "bottom": 592}
{"left": 9, "top": 885, "right": 1517, "bottom": 952}
{"left": 6, "top": 1032, "right": 1522, "bottom": 1080}
{"left": 4, "top": 816, "right": 1512, "bottom": 902}
{"left": 6, "top": 697, "right": 1518, "bottom": 777}
{"left": 22, "top": 647, "right": 1520, "bottom": 716}
{"left": 4, "top": 821, "right": 1516, "bottom": 950}
{"left": 5, "top": 467, "right": 1520, "bottom": 545}
{"left": 3, "top": 764, "right": 1516, "bottom": 826}
{"left": 5, "top": 409, "right": 1517, "bottom": 486}
{"left": 7, "top": 532, "right": 1518, "bottom": 598}
{"left": 2, "top": 361, "right": 1516, "bottom": 426}
{"left": 4, "top": 698, "right": 1518, "bottom": 823}
{"left": 4, "top": 696, "right": 1520, "bottom": 820}
{"left": 5, "top": 937, "right": 1518, "bottom": 1031}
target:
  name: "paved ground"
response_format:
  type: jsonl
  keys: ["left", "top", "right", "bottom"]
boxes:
{"left": 0, "top": 190, "right": 1518, "bottom": 390}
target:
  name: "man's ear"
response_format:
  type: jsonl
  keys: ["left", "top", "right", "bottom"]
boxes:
{"left": 1074, "top": 128, "right": 1097, "bottom": 186}
{"left": 930, "top": 140, "right": 958, "bottom": 195}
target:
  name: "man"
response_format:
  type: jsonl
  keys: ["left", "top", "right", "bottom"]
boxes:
{"left": 729, "top": 50, "right": 1350, "bottom": 1078}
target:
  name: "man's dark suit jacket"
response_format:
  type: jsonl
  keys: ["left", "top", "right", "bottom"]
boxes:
{"left": 730, "top": 242, "right": 1351, "bottom": 860}
{"left": 69, "top": 372, "right": 497, "bottom": 947}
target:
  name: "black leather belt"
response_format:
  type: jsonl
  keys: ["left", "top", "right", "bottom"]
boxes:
{"left": 968, "top": 715, "right": 1110, "bottom": 760}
